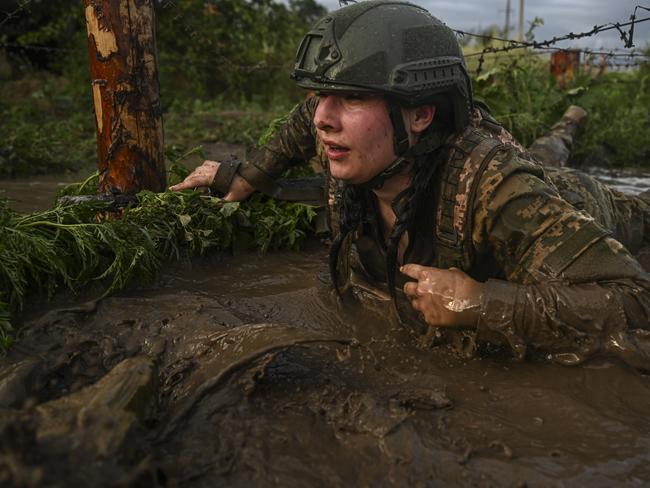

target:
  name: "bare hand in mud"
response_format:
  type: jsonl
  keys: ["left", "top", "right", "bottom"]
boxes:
{"left": 169, "top": 160, "right": 255, "bottom": 202}
{"left": 401, "top": 264, "right": 484, "bottom": 328}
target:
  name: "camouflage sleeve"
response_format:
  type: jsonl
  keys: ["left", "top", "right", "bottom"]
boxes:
{"left": 243, "top": 96, "right": 319, "bottom": 180}
{"left": 472, "top": 150, "right": 650, "bottom": 368}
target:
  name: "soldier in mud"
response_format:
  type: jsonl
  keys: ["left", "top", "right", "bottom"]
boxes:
{"left": 172, "top": 0, "right": 650, "bottom": 368}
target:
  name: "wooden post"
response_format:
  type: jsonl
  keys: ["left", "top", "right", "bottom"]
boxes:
{"left": 550, "top": 50, "right": 581, "bottom": 89}
{"left": 84, "top": 0, "right": 166, "bottom": 194}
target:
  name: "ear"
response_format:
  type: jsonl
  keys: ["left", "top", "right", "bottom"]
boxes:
{"left": 404, "top": 104, "right": 436, "bottom": 136}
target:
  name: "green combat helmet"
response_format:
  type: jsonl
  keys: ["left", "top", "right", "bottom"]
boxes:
{"left": 290, "top": 0, "right": 473, "bottom": 187}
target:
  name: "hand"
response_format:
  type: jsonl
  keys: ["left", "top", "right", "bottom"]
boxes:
{"left": 401, "top": 263, "right": 484, "bottom": 328}
{"left": 169, "top": 160, "right": 255, "bottom": 202}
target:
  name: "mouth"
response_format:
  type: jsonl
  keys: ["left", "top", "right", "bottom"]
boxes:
{"left": 322, "top": 140, "right": 350, "bottom": 160}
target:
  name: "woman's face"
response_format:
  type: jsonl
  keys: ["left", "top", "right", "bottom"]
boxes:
{"left": 313, "top": 93, "right": 397, "bottom": 185}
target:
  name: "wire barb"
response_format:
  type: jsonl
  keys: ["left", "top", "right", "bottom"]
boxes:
{"left": 457, "top": 4, "right": 650, "bottom": 74}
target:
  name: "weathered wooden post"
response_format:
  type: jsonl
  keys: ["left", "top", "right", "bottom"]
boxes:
{"left": 83, "top": 0, "right": 166, "bottom": 194}
{"left": 550, "top": 50, "right": 581, "bottom": 89}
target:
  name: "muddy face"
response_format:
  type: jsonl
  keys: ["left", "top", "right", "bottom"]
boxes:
{"left": 1, "top": 244, "right": 649, "bottom": 487}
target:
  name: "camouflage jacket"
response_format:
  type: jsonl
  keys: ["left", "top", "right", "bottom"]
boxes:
{"left": 243, "top": 96, "right": 650, "bottom": 368}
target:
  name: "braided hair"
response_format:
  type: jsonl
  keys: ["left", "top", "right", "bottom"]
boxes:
{"left": 384, "top": 147, "right": 449, "bottom": 307}
{"left": 329, "top": 139, "right": 452, "bottom": 310}
{"left": 329, "top": 182, "right": 366, "bottom": 295}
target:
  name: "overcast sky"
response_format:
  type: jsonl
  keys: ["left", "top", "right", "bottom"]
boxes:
{"left": 317, "top": 0, "right": 650, "bottom": 52}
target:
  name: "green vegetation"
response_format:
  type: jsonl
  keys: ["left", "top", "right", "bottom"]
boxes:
{"left": 164, "top": 98, "right": 289, "bottom": 153}
{"left": 0, "top": 75, "right": 96, "bottom": 177}
{"left": 0, "top": 163, "right": 316, "bottom": 353}
{"left": 1, "top": 0, "right": 324, "bottom": 177}
{"left": 570, "top": 71, "right": 650, "bottom": 167}
{"left": 1, "top": 1, "right": 649, "bottom": 354}
{"left": 2, "top": 1, "right": 648, "bottom": 175}
{"left": 470, "top": 51, "right": 650, "bottom": 167}
{"left": 0, "top": 75, "right": 292, "bottom": 177}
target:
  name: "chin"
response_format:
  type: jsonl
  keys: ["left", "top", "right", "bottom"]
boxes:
{"left": 329, "top": 166, "right": 351, "bottom": 182}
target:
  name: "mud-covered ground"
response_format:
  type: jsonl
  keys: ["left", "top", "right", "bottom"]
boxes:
{"left": 1, "top": 242, "right": 649, "bottom": 487}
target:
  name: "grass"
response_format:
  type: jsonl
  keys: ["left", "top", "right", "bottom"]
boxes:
{"left": 3, "top": 56, "right": 648, "bottom": 179}
{"left": 0, "top": 161, "right": 317, "bottom": 354}
{"left": 571, "top": 71, "right": 650, "bottom": 167}
{"left": 164, "top": 98, "right": 291, "bottom": 147}
{"left": 0, "top": 74, "right": 96, "bottom": 177}
{"left": 470, "top": 50, "right": 650, "bottom": 167}
{"left": 0, "top": 72, "right": 295, "bottom": 178}
{"left": 1, "top": 51, "right": 648, "bottom": 356}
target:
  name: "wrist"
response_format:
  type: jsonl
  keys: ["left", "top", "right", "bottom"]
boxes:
{"left": 458, "top": 280, "right": 484, "bottom": 328}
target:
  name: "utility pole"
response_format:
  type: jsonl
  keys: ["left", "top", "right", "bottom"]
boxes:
{"left": 517, "top": 0, "right": 525, "bottom": 41}
{"left": 505, "top": 0, "right": 511, "bottom": 38}
{"left": 83, "top": 0, "right": 166, "bottom": 195}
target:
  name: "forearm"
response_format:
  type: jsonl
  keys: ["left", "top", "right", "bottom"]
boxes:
{"left": 478, "top": 276, "right": 650, "bottom": 367}
{"left": 468, "top": 150, "right": 650, "bottom": 368}
{"left": 244, "top": 96, "right": 319, "bottom": 179}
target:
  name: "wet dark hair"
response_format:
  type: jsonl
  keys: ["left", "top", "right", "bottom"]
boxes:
{"left": 328, "top": 142, "right": 451, "bottom": 309}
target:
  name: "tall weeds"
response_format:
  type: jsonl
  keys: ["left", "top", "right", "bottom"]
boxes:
{"left": 0, "top": 182, "right": 316, "bottom": 353}
{"left": 471, "top": 51, "right": 650, "bottom": 167}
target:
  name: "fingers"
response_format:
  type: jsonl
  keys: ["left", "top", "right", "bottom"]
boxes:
{"left": 403, "top": 281, "right": 419, "bottom": 298}
{"left": 409, "top": 297, "right": 423, "bottom": 311}
{"left": 169, "top": 160, "right": 220, "bottom": 191}
{"left": 403, "top": 282, "right": 426, "bottom": 320}
{"left": 401, "top": 263, "right": 443, "bottom": 281}
{"left": 169, "top": 175, "right": 202, "bottom": 191}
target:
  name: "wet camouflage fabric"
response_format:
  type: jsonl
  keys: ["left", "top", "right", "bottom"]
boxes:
{"left": 528, "top": 107, "right": 586, "bottom": 168}
{"left": 468, "top": 144, "right": 650, "bottom": 367}
{"left": 245, "top": 97, "right": 650, "bottom": 367}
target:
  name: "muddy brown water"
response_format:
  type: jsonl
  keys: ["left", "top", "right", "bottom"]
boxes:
{"left": 2, "top": 243, "right": 650, "bottom": 487}
{"left": 0, "top": 141, "right": 244, "bottom": 214}
{"left": 2, "top": 166, "right": 650, "bottom": 486}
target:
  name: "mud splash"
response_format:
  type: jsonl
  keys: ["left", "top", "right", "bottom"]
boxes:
{"left": 1, "top": 244, "right": 649, "bottom": 486}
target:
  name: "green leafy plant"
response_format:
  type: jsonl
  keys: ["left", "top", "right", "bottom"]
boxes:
{"left": 571, "top": 71, "right": 650, "bottom": 168}
{"left": 0, "top": 174, "right": 316, "bottom": 355}
{"left": 0, "top": 75, "right": 96, "bottom": 177}
{"left": 470, "top": 50, "right": 650, "bottom": 167}
{"left": 471, "top": 52, "right": 566, "bottom": 146}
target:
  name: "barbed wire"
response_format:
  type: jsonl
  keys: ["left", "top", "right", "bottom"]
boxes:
{"left": 602, "top": 61, "right": 646, "bottom": 69}
{"left": 457, "top": 6, "right": 649, "bottom": 50}
{"left": 0, "top": 0, "right": 32, "bottom": 28}
{"left": 471, "top": 46, "right": 650, "bottom": 60}
{"left": 470, "top": 45, "right": 648, "bottom": 75}
{"left": 628, "top": 6, "right": 650, "bottom": 47}
{"left": 457, "top": 5, "right": 650, "bottom": 75}
{"left": 574, "top": 50, "right": 648, "bottom": 58}
{"left": 2, "top": 3, "right": 648, "bottom": 75}
{"left": 469, "top": 54, "right": 646, "bottom": 76}
{"left": 0, "top": 42, "right": 73, "bottom": 53}
{"left": 469, "top": 49, "right": 647, "bottom": 63}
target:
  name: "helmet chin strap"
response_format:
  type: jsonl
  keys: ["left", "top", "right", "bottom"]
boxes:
{"left": 359, "top": 101, "right": 447, "bottom": 190}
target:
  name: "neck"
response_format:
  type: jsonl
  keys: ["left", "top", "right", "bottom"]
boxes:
{"left": 372, "top": 162, "right": 413, "bottom": 206}
{"left": 371, "top": 163, "right": 413, "bottom": 249}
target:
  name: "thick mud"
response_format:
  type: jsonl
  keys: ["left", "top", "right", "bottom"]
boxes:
{"left": 1, "top": 243, "right": 649, "bottom": 487}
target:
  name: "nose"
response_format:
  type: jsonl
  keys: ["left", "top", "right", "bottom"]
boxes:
{"left": 314, "top": 95, "right": 342, "bottom": 133}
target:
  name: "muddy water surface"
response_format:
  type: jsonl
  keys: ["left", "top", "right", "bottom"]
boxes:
{"left": 1, "top": 244, "right": 649, "bottom": 487}
{"left": 2, "top": 164, "right": 650, "bottom": 486}
{"left": 2, "top": 164, "right": 650, "bottom": 214}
